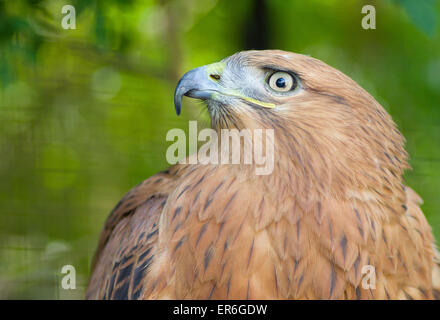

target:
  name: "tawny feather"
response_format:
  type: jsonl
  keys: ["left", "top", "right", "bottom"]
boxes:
{"left": 87, "top": 50, "right": 439, "bottom": 300}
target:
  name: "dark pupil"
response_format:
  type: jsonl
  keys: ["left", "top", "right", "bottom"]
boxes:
{"left": 275, "top": 77, "right": 286, "bottom": 88}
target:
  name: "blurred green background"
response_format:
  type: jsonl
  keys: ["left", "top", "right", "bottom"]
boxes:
{"left": 0, "top": 0, "right": 439, "bottom": 299}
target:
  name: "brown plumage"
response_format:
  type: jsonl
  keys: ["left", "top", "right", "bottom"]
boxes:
{"left": 86, "top": 50, "right": 440, "bottom": 299}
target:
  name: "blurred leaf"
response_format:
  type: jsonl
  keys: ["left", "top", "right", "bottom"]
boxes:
{"left": 395, "top": 0, "right": 438, "bottom": 37}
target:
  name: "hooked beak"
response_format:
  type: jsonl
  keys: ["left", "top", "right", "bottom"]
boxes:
{"left": 173, "top": 61, "right": 276, "bottom": 115}
{"left": 173, "top": 63, "right": 225, "bottom": 115}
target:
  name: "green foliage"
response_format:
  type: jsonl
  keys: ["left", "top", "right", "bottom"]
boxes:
{"left": 395, "top": 0, "right": 437, "bottom": 37}
{"left": 0, "top": 0, "right": 439, "bottom": 299}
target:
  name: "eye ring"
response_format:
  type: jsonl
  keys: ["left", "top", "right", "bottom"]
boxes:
{"left": 267, "top": 71, "right": 297, "bottom": 93}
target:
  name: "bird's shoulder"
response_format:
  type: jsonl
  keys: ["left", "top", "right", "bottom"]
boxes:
{"left": 402, "top": 186, "right": 439, "bottom": 299}
{"left": 86, "top": 164, "right": 183, "bottom": 299}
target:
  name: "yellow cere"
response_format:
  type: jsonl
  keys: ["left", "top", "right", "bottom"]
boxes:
{"left": 205, "top": 62, "right": 226, "bottom": 80}
{"left": 205, "top": 62, "right": 275, "bottom": 109}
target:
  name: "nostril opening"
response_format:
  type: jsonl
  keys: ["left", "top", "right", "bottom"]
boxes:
{"left": 210, "top": 74, "right": 220, "bottom": 81}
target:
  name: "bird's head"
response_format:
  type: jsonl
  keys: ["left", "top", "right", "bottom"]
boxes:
{"left": 174, "top": 50, "right": 409, "bottom": 200}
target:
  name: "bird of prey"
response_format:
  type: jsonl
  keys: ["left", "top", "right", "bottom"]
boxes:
{"left": 87, "top": 50, "right": 440, "bottom": 300}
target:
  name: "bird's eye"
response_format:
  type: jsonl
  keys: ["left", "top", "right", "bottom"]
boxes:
{"left": 268, "top": 71, "right": 297, "bottom": 93}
